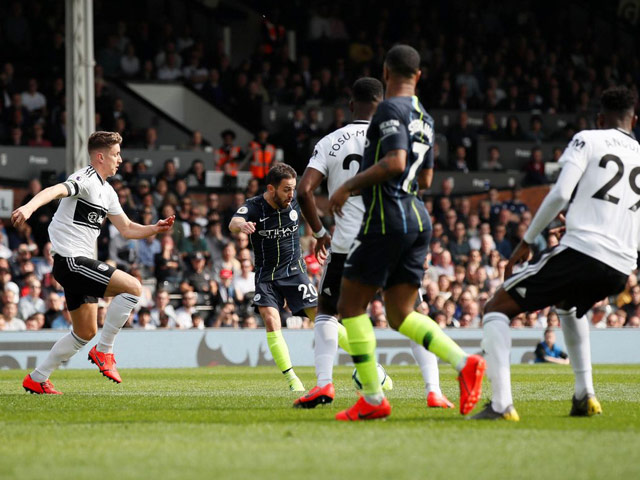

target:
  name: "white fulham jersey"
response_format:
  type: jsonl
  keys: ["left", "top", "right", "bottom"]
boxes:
{"left": 559, "top": 128, "right": 640, "bottom": 274}
{"left": 307, "top": 121, "right": 368, "bottom": 253}
{"left": 49, "top": 165, "right": 123, "bottom": 258}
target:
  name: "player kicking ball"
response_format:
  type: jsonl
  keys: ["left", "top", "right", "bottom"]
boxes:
{"left": 475, "top": 86, "right": 640, "bottom": 421}
{"left": 13, "top": 131, "right": 175, "bottom": 394}
{"left": 294, "top": 77, "right": 452, "bottom": 410}
{"left": 229, "top": 164, "right": 317, "bottom": 392}
{"left": 328, "top": 45, "right": 485, "bottom": 421}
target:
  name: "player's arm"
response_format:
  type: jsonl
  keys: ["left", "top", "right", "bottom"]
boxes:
{"left": 229, "top": 204, "right": 256, "bottom": 234}
{"left": 297, "top": 166, "right": 331, "bottom": 261}
{"left": 418, "top": 168, "right": 433, "bottom": 189}
{"left": 330, "top": 149, "right": 407, "bottom": 216}
{"left": 109, "top": 212, "right": 175, "bottom": 239}
{"left": 505, "top": 137, "right": 587, "bottom": 278}
{"left": 11, "top": 183, "right": 69, "bottom": 227}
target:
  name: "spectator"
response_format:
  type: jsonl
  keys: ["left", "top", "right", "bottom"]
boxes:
{"left": 2, "top": 301, "right": 25, "bottom": 331}
{"left": 120, "top": 44, "right": 140, "bottom": 77}
{"left": 135, "top": 307, "right": 156, "bottom": 330}
{"left": 523, "top": 147, "right": 549, "bottom": 186}
{"left": 534, "top": 329, "right": 569, "bottom": 364}
{"left": 154, "top": 235, "right": 182, "bottom": 285}
{"left": 185, "top": 252, "right": 213, "bottom": 293}
{"left": 175, "top": 290, "right": 198, "bottom": 329}
{"left": 150, "top": 289, "right": 177, "bottom": 327}
{"left": 17, "top": 278, "right": 45, "bottom": 320}
{"left": 28, "top": 123, "right": 52, "bottom": 147}
{"left": 214, "top": 129, "right": 244, "bottom": 177}
{"left": 480, "top": 146, "right": 504, "bottom": 171}
{"left": 21, "top": 78, "right": 46, "bottom": 114}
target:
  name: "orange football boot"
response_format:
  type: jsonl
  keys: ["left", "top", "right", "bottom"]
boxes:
{"left": 88, "top": 346, "right": 122, "bottom": 383}
{"left": 293, "top": 383, "right": 335, "bottom": 409}
{"left": 336, "top": 396, "right": 391, "bottom": 421}
{"left": 427, "top": 391, "right": 454, "bottom": 408}
{"left": 458, "top": 354, "right": 486, "bottom": 415}
{"left": 23, "top": 374, "right": 62, "bottom": 395}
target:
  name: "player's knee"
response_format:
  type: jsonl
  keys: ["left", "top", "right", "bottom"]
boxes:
{"left": 128, "top": 278, "right": 142, "bottom": 297}
{"left": 74, "top": 325, "right": 97, "bottom": 341}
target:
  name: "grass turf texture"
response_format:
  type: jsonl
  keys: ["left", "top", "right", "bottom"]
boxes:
{"left": 1, "top": 365, "right": 639, "bottom": 480}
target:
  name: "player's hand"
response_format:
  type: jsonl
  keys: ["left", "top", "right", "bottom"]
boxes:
{"left": 329, "top": 185, "right": 349, "bottom": 217}
{"left": 505, "top": 241, "right": 532, "bottom": 280}
{"left": 11, "top": 205, "right": 33, "bottom": 228}
{"left": 155, "top": 215, "right": 176, "bottom": 233}
{"left": 240, "top": 221, "right": 256, "bottom": 234}
{"left": 314, "top": 233, "right": 331, "bottom": 265}
{"left": 548, "top": 212, "right": 566, "bottom": 241}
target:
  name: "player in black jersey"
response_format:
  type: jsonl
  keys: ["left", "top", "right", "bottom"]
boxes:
{"left": 329, "top": 45, "right": 485, "bottom": 421}
{"left": 229, "top": 163, "right": 317, "bottom": 391}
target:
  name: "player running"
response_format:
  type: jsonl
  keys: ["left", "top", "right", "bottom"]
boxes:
{"left": 229, "top": 164, "right": 317, "bottom": 391}
{"left": 294, "top": 77, "right": 453, "bottom": 409}
{"left": 13, "top": 131, "right": 175, "bottom": 394}
{"left": 328, "top": 45, "right": 485, "bottom": 421}
{"left": 475, "top": 86, "right": 640, "bottom": 421}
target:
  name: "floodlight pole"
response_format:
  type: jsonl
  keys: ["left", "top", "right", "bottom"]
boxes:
{"left": 65, "top": 0, "right": 95, "bottom": 174}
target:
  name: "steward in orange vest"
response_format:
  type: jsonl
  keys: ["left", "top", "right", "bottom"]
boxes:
{"left": 215, "top": 129, "right": 244, "bottom": 177}
{"left": 249, "top": 128, "right": 276, "bottom": 180}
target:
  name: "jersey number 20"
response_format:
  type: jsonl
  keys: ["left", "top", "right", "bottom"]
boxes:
{"left": 592, "top": 154, "right": 640, "bottom": 211}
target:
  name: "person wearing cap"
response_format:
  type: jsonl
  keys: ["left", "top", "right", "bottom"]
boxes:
{"left": 214, "top": 129, "right": 245, "bottom": 177}
{"left": 248, "top": 127, "right": 276, "bottom": 182}
{"left": 185, "top": 252, "right": 213, "bottom": 293}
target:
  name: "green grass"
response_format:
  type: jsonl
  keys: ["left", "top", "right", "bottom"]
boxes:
{"left": 1, "top": 365, "right": 639, "bottom": 480}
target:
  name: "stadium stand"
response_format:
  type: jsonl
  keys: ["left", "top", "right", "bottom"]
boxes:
{"left": 0, "top": 0, "right": 639, "bottom": 331}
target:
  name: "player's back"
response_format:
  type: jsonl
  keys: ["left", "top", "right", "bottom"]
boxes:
{"left": 560, "top": 128, "right": 640, "bottom": 274}
{"left": 309, "top": 121, "right": 368, "bottom": 253}
{"left": 360, "top": 96, "right": 434, "bottom": 235}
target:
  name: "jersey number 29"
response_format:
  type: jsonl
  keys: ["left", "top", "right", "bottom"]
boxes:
{"left": 592, "top": 154, "right": 640, "bottom": 211}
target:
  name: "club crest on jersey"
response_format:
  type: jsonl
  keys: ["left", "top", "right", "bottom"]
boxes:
{"left": 87, "top": 212, "right": 101, "bottom": 223}
{"left": 236, "top": 206, "right": 248, "bottom": 214}
{"left": 253, "top": 293, "right": 261, "bottom": 302}
{"left": 97, "top": 263, "right": 109, "bottom": 272}
{"left": 408, "top": 119, "right": 434, "bottom": 143}
{"left": 289, "top": 210, "right": 298, "bottom": 221}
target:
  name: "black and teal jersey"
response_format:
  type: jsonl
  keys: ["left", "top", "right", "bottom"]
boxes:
{"left": 360, "top": 96, "right": 434, "bottom": 235}
{"left": 233, "top": 195, "right": 307, "bottom": 282}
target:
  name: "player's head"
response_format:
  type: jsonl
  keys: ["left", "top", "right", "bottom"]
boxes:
{"left": 350, "top": 77, "right": 383, "bottom": 119}
{"left": 598, "top": 86, "right": 638, "bottom": 130}
{"left": 383, "top": 44, "right": 421, "bottom": 85}
{"left": 265, "top": 163, "right": 297, "bottom": 209}
{"left": 88, "top": 131, "right": 122, "bottom": 177}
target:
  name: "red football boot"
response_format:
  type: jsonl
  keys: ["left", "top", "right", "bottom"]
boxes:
{"left": 88, "top": 345, "right": 122, "bottom": 383}
{"left": 458, "top": 354, "right": 486, "bottom": 415}
{"left": 427, "top": 391, "right": 455, "bottom": 408}
{"left": 335, "top": 396, "right": 391, "bottom": 421}
{"left": 23, "top": 374, "right": 62, "bottom": 395}
{"left": 293, "top": 383, "right": 335, "bottom": 409}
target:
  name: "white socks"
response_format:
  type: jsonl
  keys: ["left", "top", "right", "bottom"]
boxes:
{"left": 557, "top": 307, "right": 594, "bottom": 398}
{"left": 410, "top": 340, "right": 442, "bottom": 395}
{"left": 97, "top": 294, "right": 140, "bottom": 354}
{"left": 314, "top": 314, "right": 339, "bottom": 387}
{"left": 482, "top": 312, "right": 513, "bottom": 412}
{"left": 31, "top": 331, "right": 88, "bottom": 382}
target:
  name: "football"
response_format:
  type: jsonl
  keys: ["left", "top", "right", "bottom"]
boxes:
{"left": 352, "top": 363, "right": 390, "bottom": 390}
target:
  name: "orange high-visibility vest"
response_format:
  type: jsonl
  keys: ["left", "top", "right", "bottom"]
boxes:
{"left": 215, "top": 145, "right": 243, "bottom": 176}
{"left": 249, "top": 141, "right": 276, "bottom": 179}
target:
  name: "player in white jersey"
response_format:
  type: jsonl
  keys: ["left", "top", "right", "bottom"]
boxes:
{"left": 474, "top": 86, "right": 639, "bottom": 421}
{"left": 293, "top": 78, "right": 453, "bottom": 409}
{"left": 12, "top": 131, "right": 175, "bottom": 394}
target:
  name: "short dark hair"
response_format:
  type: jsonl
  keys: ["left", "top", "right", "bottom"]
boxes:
{"left": 352, "top": 77, "right": 383, "bottom": 103}
{"left": 88, "top": 131, "right": 122, "bottom": 153}
{"left": 265, "top": 163, "right": 296, "bottom": 187}
{"left": 385, "top": 45, "right": 420, "bottom": 78}
{"left": 601, "top": 86, "right": 637, "bottom": 114}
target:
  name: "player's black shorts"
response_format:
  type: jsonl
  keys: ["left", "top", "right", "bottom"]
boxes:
{"left": 503, "top": 245, "right": 628, "bottom": 317}
{"left": 317, "top": 252, "right": 347, "bottom": 314}
{"left": 343, "top": 229, "right": 430, "bottom": 289}
{"left": 52, "top": 255, "right": 116, "bottom": 311}
{"left": 253, "top": 272, "right": 318, "bottom": 316}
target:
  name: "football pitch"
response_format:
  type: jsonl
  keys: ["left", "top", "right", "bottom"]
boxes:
{"left": 1, "top": 365, "right": 639, "bottom": 480}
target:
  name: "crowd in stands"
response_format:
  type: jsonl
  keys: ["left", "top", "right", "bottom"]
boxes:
{"left": 2, "top": 1, "right": 640, "bottom": 172}
{"left": 1, "top": 1, "right": 640, "bottom": 332}
{"left": 2, "top": 168, "right": 639, "bottom": 332}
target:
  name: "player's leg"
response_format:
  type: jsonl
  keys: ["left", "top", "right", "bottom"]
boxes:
{"left": 24, "top": 301, "right": 96, "bottom": 394}
{"left": 84, "top": 269, "right": 141, "bottom": 383}
{"left": 475, "top": 288, "right": 522, "bottom": 420}
{"left": 409, "top": 341, "right": 453, "bottom": 408}
{"left": 258, "top": 305, "right": 304, "bottom": 391}
{"left": 556, "top": 305, "right": 600, "bottom": 415}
